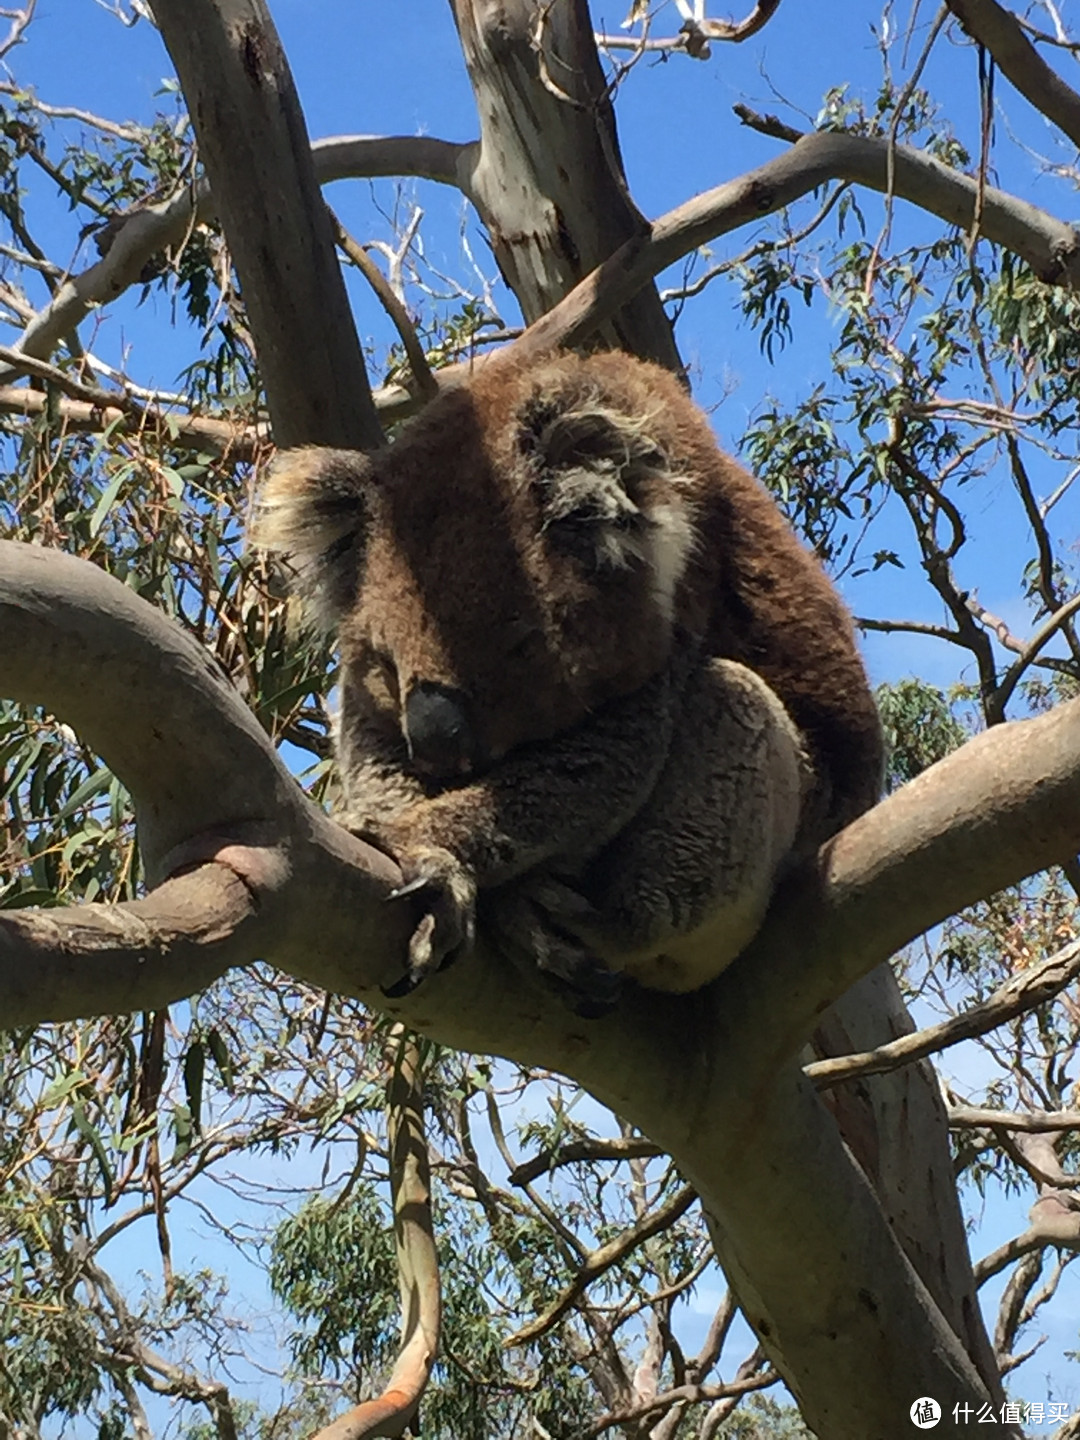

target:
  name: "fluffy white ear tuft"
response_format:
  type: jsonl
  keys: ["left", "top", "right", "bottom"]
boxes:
{"left": 522, "top": 397, "right": 697, "bottom": 611}
{"left": 250, "top": 447, "right": 375, "bottom": 630}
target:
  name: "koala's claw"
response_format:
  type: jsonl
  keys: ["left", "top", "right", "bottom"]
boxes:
{"left": 387, "top": 875, "right": 435, "bottom": 902}
{"left": 384, "top": 846, "right": 476, "bottom": 996}
{"left": 486, "top": 876, "right": 623, "bottom": 1018}
{"left": 533, "top": 928, "right": 624, "bottom": 1018}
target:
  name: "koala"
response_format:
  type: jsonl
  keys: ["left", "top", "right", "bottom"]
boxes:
{"left": 251, "top": 349, "right": 882, "bottom": 1012}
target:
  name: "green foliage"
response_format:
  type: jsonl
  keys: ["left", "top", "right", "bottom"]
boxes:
{"left": 876, "top": 678, "right": 968, "bottom": 790}
{"left": 717, "top": 1394, "right": 816, "bottom": 1437}
{"left": 270, "top": 1190, "right": 398, "bottom": 1383}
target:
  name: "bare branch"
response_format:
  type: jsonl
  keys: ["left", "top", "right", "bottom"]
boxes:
{"left": 805, "top": 939, "right": 1080, "bottom": 1087}
{"left": 513, "top": 123, "right": 1080, "bottom": 359}
{"left": 329, "top": 210, "right": 438, "bottom": 402}
{"left": 0, "top": 80, "right": 147, "bottom": 140}
{"left": 0, "top": 0, "right": 34, "bottom": 60}
{"left": 504, "top": 1186, "right": 696, "bottom": 1348}
{"left": 0, "top": 539, "right": 418, "bottom": 1018}
{"left": 945, "top": 0, "right": 1080, "bottom": 149}
{"left": 994, "top": 593, "right": 1080, "bottom": 713}
{"left": 949, "top": 1106, "right": 1080, "bottom": 1132}
{"left": 148, "top": 0, "right": 381, "bottom": 449}
{"left": 0, "top": 383, "right": 263, "bottom": 457}
{"left": 976, "top": 1209, "right": 1080, "bottom": 1284}
{"left": 856, "top": 615, "right": 963, "bottom": 644}
{"left": 571, "top": 1369, "right": 778, "bottom": 1440}
{"left": 509, "top": 1135, "right": 663, "bottom": 1186}
{"left": 597, "top": 0, "right": 782, "bottom": 57}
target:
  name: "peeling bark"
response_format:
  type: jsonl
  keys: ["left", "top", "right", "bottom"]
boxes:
{"left": 451, "top": 0, "right": 681, "bottom": 371}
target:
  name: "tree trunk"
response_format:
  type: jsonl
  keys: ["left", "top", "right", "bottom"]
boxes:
{"left": 451, "top": 0, "right": 682, "bottom": 373}
{"left": 143, "top": 0, "right": 1007, "bottom": 1429}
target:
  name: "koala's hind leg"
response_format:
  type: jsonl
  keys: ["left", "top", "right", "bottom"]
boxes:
{"left": 578, "top": 658, "right": 812, "bottom": 993}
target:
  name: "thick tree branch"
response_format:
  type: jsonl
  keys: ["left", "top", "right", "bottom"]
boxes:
{"left": 0, "top": 539, "right": 300, "bottom": 870}
{"left": 10, "top": 118, "right": 1078, "bottom": 414}
{"left": 720, "top": 696, "right": 1080, "bottom": 1079}
{"left": 0, "top": 539, "right": 416, "bottom": 1018}
{"left": 946, "top": 0, "right": 1080, "bottom": 150}
{"left": 514, "top": 124, "right": 1080, "bottom": 358}
{"left": 450, "top": 0, "right": 680, "bottom": 371}
{"left": 0, "top": 864, "right": 252, "bottom": 1022}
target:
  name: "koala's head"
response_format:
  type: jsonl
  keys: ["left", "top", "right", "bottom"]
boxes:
{"left": 252, "top": 351, "right": 698, "bottom": 782}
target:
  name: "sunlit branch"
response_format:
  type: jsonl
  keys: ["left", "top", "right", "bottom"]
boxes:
{"left": 945, "top": 0, "right": 1080, "bottom": 150}
{"left": 949, "top": 1105, "right": 1080, "bottom": 1132}
{"left": 310, "top": 1029, "right": 440, "bottom": 1440}
{"left": 805, "top": 939, "right": 1080, "bottom": 1087}
{"left": 329, "top": 209, "right": 438, "bottom": 402}
{"left": 0, "top": 384, "right": 263, "bottom": 456}
{"left": 512, "top": 120, "right": 1080, "bottom": 360}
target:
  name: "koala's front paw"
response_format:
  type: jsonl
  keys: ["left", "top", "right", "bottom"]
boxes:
{"left": 489, "top": 877, "right": 623, "bottom": 1019}
{"left": 383, "top": 845, "right": 476, "bottom": 997}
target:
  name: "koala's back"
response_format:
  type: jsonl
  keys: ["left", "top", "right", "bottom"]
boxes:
{"left": 500, "top": 351, "right": 883, "bottom": 837}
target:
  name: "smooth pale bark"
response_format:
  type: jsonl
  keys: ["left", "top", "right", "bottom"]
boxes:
{"left": 10, "top": 537, "right": 1080, "bottom": 1432}
{"left": 450, "top": 0, "right": 681, "bottom": 372}
{"left": 945, "top": 0, "right": 1080, "bottom": 150}
{"left": 147, "top": 0, "right": 382, "bottom": 451}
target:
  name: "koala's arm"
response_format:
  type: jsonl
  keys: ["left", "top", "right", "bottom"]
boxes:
{"left": 359, "top": 664, "right": 677, "bottom": 888}
{"left": 337, "top": 666, "right": 677, "bottom": 995}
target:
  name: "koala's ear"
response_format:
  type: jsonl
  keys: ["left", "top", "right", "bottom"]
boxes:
{"left": 520, "top": 399, "right": 679, "bottom": 569}
{"left": 250, "top": 447, "right": 376, "bottom": 630}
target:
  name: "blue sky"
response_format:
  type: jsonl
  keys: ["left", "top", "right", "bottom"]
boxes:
{"left": 9, "top": 0, "right": 1080, "bottom": 1427}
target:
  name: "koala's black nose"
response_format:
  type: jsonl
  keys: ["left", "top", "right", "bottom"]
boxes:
{"left": 403, "top": 682, "right": 480, "bottom": 779}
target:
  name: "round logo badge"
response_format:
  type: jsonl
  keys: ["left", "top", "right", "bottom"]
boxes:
{"left": 910, "top": 1397, "right": 942, "bottom": 1428}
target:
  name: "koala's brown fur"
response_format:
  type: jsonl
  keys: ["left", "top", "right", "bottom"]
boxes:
{"left": 253, "top": 349, "right": 882, "bottom": 1009}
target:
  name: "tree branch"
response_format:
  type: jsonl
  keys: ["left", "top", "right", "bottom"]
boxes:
{"left": 0, "top": 539, "right": 417, "bottom": 1018}
{"left": 508, "top": 1135, "right": 663, "bottom": 1186}
{"left": 717, "top": 697, "right": 1080, "bottom": 1079}
{"left": 0, "top": 865, "right": 251, "bottom": 1021}
{"left": 945, "top": 0, "right": 1080, "bottom": 149}
{"left": 0, "top": 383, "right": 262, "bottom": 457}
{"left": 504, "top": 1186, "right": 696, "bottom": 1348}
{"left": 805, "top": 939, "right": 1080, "bottom": 1086}
{"left": 513, "top": 123, "right": 1080, "bottom": 358}
{"left": 147, "top": 0, "right": 381, "bottom": 450}
{"left": 949, "top": 1106, "right": 1080, "bottom": 1132}
{"left": 310, "top": 1030, "right": 440, "bottom": 1440}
